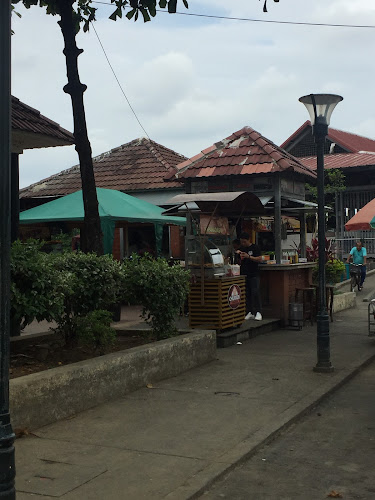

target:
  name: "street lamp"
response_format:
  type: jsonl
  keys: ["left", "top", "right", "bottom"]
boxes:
{"left": 299, "top": 93, "right": 343, "bottom": 373}
{"left": 0, "top": 1, "right": 16, "bottom": 497}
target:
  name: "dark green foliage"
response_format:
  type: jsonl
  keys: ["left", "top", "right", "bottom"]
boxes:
{"left": 10, "top": 240, "right": 65, "bottom": 330}
{"left": 12, "top": 0, "right": 189, "bottom": 30}
{"left": 75, "top": 309, "right": 116, "bottom": 353}
{"left": 312, "top": 258, "right": 345, "bottom": 284}
{"left": 123, "top": 256, "right": 190, "bottom": 340}
{"left": 52, "top": 252, "right": 125, "bottom": 345}
{"left": 261, "top": 0, "right": 279, "bottom": 13}
{"left": 306, "top": 170, "right": 346, "bottom": 206}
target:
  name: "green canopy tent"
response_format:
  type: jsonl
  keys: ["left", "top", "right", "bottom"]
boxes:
{"left": 19, "top": 188, "right": 186, "bottom": 255}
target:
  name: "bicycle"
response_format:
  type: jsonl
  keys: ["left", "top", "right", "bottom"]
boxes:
{"left": 369, "top": 299, "right": 375, "bottom": 337}
{"left": 349, "top": 263, "right": 363, "bottom": 292}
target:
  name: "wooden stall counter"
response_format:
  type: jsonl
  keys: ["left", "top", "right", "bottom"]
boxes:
{"left": 189, "top": 276, "right": 246, "bottom": 331}
{"left": 259, "top": 262, "right": 315, "bottom": 326}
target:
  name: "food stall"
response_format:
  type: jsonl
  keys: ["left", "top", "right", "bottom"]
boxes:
{"left": 163, "top": 192, "right": 265, "bottom": 331}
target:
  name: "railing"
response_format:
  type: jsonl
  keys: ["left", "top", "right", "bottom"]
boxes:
{"left": 333, "top": 234, "right": 375, "bottom": 259}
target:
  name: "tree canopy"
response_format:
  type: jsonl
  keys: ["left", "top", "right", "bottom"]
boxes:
{"left": 12, "top": 1, "right": 191, "bottom": 31}
{"left": 12, "top": 1, "right": 280, "bottom": 30}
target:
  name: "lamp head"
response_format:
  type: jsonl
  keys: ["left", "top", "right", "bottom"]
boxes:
{"left": 299, "top": 93, "right": 343, "bottom": 139}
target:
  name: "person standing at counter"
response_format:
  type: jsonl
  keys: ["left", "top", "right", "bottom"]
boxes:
{"left": 238, "top": 232, "right": 263, "bottom": 321}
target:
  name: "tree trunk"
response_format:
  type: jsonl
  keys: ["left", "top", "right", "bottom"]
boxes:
{"left": 57, "top": 0, "right": 103, "bottom": 255}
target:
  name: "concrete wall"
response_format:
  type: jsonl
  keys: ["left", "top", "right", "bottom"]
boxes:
{"left": 333, "top": 292, "right": 356, "bottom": 313}
{"left": 10, "top": 330, "right": 216, "bottom": 431}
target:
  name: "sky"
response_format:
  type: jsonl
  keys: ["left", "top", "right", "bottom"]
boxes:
{"left": 11, "top": 0, "right": 375, "bottom": 188}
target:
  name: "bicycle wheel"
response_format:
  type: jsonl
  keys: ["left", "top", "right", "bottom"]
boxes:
{"left": 350, "top": 276, "right": 356, "bottom": 292}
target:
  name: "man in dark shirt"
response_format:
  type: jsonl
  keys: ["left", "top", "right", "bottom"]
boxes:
{"left": 238, "top": 231, "right": 263, "bottom": 321}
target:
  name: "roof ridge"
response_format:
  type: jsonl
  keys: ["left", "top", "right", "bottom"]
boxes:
{"left": 143, "top": 138, "right": 174, "bottom": 172}
{"left": 20, "top": 136, "right": 185, "bottom": 197}
{"left": 173, "top": 125, "right": 317, "bottom": 181}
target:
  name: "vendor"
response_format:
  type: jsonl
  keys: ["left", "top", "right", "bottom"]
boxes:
{"left": 229, "top": 238, "right": 241, "bottom": 265}
{"left": 238, "top": 232, "right": 263, "bottom": 321}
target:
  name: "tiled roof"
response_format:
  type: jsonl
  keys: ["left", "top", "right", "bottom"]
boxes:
{"left": 11, "top": 96, "right": 74, "bottom": 149}
{"left": 300, "top": 152, "right": 375, "bottom": 170}
{"left": 281, "top": 120, "right": 375, "bottom": 153}
{"left": 20, "top": 137, "right": 186, "bottom": 199}
{"left": 172, "top": 126, "right": 316, "bottom": 180}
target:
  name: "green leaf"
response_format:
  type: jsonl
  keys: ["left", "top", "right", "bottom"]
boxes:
{"left": 109, "top": 7, "right": 123, "bottom": 21}
{"left": 182, "top": 0, "right": 188, "bottom": 8}
{"left": 148, "top": 4, "right": 157, "bottom": 17}
{"left": 168, "top": 0, "right": 177, "bottom": 13}
{"left": 140, "top": 8, "right": 151, "bottom": 22}
{"left": 159, "top": 0, "right": 167, "bottom": 8}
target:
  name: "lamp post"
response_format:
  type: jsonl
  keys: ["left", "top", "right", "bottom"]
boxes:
{"left": 299, "top": 93, "right": 343, "bottom": 373}
{"left": 0, "top": 1, "right": 16, "bottom": 497}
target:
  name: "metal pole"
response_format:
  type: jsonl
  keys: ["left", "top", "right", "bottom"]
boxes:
{"left": 10, "top": 154, "right": 19, "bottom": 244}
{"left": 274, "top": 174, "right": 282, "bottom": 264}
{"left": 0, "top": 1, "right": 16, "bottom": 497}
{"left": 314, "top": 129, "right": 333, "bottom": 373}
{"left": 299, "top": 211, "right": 307, "bottom": 259}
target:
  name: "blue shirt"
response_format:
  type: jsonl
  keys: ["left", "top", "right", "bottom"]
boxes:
{"left": 350, "top": 246, "right": 367, "bottom": 265}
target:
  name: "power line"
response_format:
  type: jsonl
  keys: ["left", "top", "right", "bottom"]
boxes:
{"left": 90, "top": 21, "right": 150, "bottom": 139}
{"left": 91, "top": 1, "right": 375, "bottom": 29}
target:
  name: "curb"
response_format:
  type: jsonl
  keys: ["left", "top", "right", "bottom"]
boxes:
{"left": 164, "top": 351, "right": 375, "bottom": 500}
{"left": 10, "top": 330, "right": 216, "bottom": 431}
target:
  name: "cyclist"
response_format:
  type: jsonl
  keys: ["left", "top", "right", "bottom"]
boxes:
{"left": 347, "top": 240, "right": 367, "bottom": 290}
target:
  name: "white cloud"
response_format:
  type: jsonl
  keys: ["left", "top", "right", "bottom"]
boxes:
{"left": 11, "top": 0, "right": 375, "bottom": 188}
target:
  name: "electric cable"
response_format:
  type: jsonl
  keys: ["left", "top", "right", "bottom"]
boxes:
{"left": 90, "top": 21, "right": 150, "bottom": 138}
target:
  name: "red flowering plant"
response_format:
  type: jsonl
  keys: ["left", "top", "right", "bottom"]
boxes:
{"left": 306, "top": 238, "right": 333, "bottom": 263}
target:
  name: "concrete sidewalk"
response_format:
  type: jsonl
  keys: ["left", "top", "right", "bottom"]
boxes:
{"left": 15, "top": 276, "right": 375, "bottom": 499}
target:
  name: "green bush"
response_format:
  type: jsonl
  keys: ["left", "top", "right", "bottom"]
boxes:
{"left": 10, "top": 240, "right": 65, "bottom": 331}
{"left": 75, "top": 309, "right": 116, "bottom": 354}
{"left": 52, "top": 252, "right": 126, "bottom": 346}
{"left": 123, "top": 256, "right": 190, "bottom": 340}
{"left": 313, "top": 258, "right": 345, "bottom": 284}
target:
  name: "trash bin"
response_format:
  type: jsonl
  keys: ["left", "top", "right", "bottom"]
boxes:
{"left": 289, "top": 302, "right": 303, "bottom": 330}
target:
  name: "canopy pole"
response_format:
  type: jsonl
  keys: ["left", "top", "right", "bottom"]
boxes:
{"left": 274, "top": 175, "right": 282, "bottom": 264}
{"left": 299, "top": 211, "right": 307, "bottom": 259}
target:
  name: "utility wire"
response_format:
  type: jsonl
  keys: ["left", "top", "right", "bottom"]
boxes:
{"left": 92, "top": 1, "right": 375, "bottom": 29}
{"left": 90, "top": 21, "right": 150, "bottom": 139}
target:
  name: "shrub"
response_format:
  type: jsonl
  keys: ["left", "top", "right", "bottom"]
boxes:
{"left": 10, "top": 240, "right": 65, "bottom": 331}
{"left": 123, "top": 256, "right": 190, "bottom": 340}
{"left": 75, "top": 309, "right": 116, "bottom": 354}
{"left": 313, "top": 258, "right": 345, "bottom": 284}
{"left": 52, "top": 252, "right": 126, "bottom": 346}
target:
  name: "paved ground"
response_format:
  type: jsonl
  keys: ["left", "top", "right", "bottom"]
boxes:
{"left": 202, "top": 360, "right": 375, "bottom": 500}
{"left": 15, "top": 275, "right": 375, "bottom": 499}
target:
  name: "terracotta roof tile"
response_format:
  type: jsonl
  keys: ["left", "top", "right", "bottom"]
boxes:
{"left": 300, "top": 152, "right": 375, "bottom": 170}
{"left": 174, "top": 126, "right": 316, "bottom": 181}
{"left": 20, "top": 137, "right": 186, "bottom": 199}
{"left": 281, "top": 120, "right": 375, "bottom": 153}
{"left": 11, "top": 96, "right": 74, "bottom": 147}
